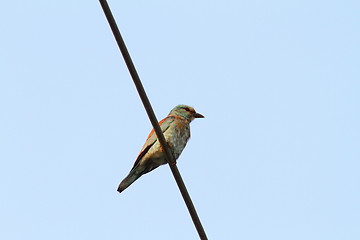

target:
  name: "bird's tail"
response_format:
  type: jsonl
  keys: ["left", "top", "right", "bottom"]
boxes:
{"left": 117, "top": 171, "right": 141, "bottom": 193}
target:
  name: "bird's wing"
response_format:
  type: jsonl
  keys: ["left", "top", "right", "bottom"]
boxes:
{"left": 131, "top": 116, "right": 175, "bottom": 168}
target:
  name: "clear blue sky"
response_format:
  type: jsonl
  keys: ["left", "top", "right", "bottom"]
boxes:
{"left": 1, "top": 0, "right": 359, "bottom": 239}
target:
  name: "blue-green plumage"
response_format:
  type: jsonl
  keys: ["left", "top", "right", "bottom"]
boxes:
{"left": 117, "top": 105, "right": 204, "bottom": 193}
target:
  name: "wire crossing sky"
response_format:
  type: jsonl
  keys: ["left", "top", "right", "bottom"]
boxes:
{"left": 99, "top": 1, "right": 207, "bottom": 238}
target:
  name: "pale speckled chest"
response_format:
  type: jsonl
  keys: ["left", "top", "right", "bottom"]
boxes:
{"left": 163, "top": 118, "right": 191, "bottom": 160}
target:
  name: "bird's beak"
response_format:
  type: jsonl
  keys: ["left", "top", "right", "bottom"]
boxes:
{"left": 193, "top": 112, "right": 205, "bottom": 118}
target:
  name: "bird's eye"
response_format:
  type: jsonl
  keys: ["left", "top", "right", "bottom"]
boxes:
{"left": 183, "top": 107, "right": 190, "bottom": 112}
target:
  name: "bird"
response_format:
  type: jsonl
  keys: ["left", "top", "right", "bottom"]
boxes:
{"left": 117, "top": 104, "right": 204, "bottom": 193}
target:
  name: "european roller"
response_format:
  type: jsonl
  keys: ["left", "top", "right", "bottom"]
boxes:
{"left": 117, "top": 104, "right": 204, "bottom": 193}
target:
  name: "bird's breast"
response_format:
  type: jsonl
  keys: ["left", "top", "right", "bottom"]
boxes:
{"left": 164, "top": 121, "right": 190, "bottom": 160}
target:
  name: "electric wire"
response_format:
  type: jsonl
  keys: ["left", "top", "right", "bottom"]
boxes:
{"left": 99, "top": 1, "right": 208, "bottom": 239}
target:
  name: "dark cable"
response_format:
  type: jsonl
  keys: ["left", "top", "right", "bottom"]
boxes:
{"left": 99, "top": 1, "right": 208, "bottom": 239}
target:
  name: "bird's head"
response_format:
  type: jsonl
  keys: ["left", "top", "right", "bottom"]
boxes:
{"left": 169, "top": 105, "right": 204, "bottom": 122}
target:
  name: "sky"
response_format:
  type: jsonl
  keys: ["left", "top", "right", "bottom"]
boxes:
{"left": 1, "top": 0, "right": 359, "bottom": 239}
